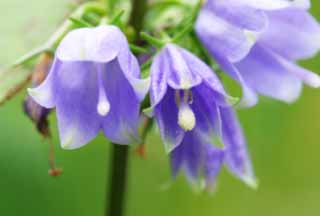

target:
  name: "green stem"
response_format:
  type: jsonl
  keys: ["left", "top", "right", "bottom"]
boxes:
{"left": 106, "top": 0, "right": 117, "bottom": 14}
{"left": 140, "top": 32, "right": 164, "bottom": 48}
{"left": 129, "top": 0, "right": 147, "bottom": 38}
{"left": 106, "top": 144, "right": 129, "bottom": 216}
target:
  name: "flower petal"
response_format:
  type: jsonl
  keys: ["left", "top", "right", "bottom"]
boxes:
{"left": 220, "top": 107, "right": 257, "bottom": 188}
{"left": 238, "top": 0, "right": 307, "bottom": 10}
{"left": 54, "top": 61, "right": 101, "bottom": 149}
{"left": 213, "top": 54, "right": 259, "bottom": 107}
{"left": 235, "top": 45, "right": 303, "bottom": 103}
{"left": 196, "top": 9, "right": 258, "bottom": 62}
{"left": 154, "top": 87, "right": 185, "bottom": 152}
{"left": 191, "top": 84, "right": 222, "bottom": 137}
{"left": 102, "top": 60, "right": 141, "bottom": 144}
{"left": 170, "top": 132, "right": 202, "bottom": 182}
{"left": 205, "top": 0, "right": 268, "bottom": 31}
{"left": 179, "top": 48, "right": 239, "bottom": 106}
{"left": 57, "top": 25, "right": 125, "bottom": 62}
{"left": 149, "top": 50, "right": 169, "bottom": 109}
{"left": 118, "top": 48, "right": 150, "bottom": 101}
{"left": 260, "top": 8, "right": 320, "bottom": 60}
{"left": 164, "top": 44, "right": 202, "bottom": 89}
{"left": 28, "top": 58, "right": 60, "bottom": 108}
{"left": 204, "top": 144, "right": 225, "bottom": 188}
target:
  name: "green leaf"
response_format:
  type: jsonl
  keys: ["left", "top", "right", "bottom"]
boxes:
{"left": 69, "top": 17, "right": 93, "bottom": 27}
{"left": 0, "top": 66, "right": 32, "bottom": 106}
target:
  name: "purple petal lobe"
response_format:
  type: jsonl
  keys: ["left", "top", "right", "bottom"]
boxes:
{"left": 213, "top": 54, "right": 259, "bottom": 107}
{"left": 171, "top": 132, "right": 202, "bottom": 182}
{"left": 154, "top": 88, "right": 185, "bottom": 152}
{"left": 179, "top": 48, "right": 238, "bottom": 106}
{"left": 204, "top": 144, "right": 225, "bottom": 188}
{"left": 118, "top": 49, "right": 150, "bottom": 101}
{"left": 57, "top": 25, "right": 126, "bottom": 63}
{"left": 235, "top": 45, "right": 303, "bottom": 103}
{"left": 260, "top": 9, "right": 320, "bottom": 60}
{"left": 28, "top": 59, "right": 61, "bottom": 108}
{"left": 205, "top": 0, "right": 268, "bottom": 31}
{"left": 164, "top": 44, "right": 202, "bottom": 89}
{"left": 191, "top": 84, "right": 222, "bottom": 137}
{"left": 54, "top": 61, "right": 101, "bottom": 149}
{"left": 237, "top": 0, "right": 307, "bottom": 10}
{"left": 220, "top": 107, "right": 257, "bottom": 188}
{"left": 149, "top": 50, "right": 168, "bottom": 108}
{"left": 102, "top": 60, "right": 141, "bottom": 144}
{"left": 195, "top": 9, "right": 257, "bottom": 62}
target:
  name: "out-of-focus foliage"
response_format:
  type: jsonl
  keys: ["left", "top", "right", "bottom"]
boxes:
{"left": 0, "top": 0, "right": 319, "bottom": 216}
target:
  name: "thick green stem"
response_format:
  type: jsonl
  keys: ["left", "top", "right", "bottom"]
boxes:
{"left": 129, "top": 0, "right": 147, "bottom": 38}
{"left": 106, "top": 0, "right": 117, "bottom": 14}
{"left": 106, "top": 145, "right": 129, "bottom": 216}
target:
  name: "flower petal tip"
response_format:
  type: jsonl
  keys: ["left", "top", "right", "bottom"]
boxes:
{"left": 132, "top": 77, "right": 151, "bottom": 101}
{"left": 164, "top": 141, "right": 180, "bottom": 154}
{"left": 308, "top": 73, "right": 320, "bottom": 88}
{"left": 243, "top": 176, "right": 259, "bottom": 190}
{"left": 27, "top": 87, "right": 54, "bottom": 109}
{"left": 237, "top": 88, "right": 259, "bottom": 108}
{"left": 143, "top": 107, "right": 154, "bottom": 117}
{"left": 226, "top": 95, "right": 240, "bottom": 106}
{"left": 60, "top": 127, "right": 81, "bottom": 150}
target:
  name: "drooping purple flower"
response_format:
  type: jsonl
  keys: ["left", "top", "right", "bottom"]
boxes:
{"left": 28, "top": 25, "right": 150, "bottom": 149}
{"left": 149, "top": 44, "right": 255, "bottom": 187}
{"left": 196, "top": 0, "right": 320, "bottom": 106}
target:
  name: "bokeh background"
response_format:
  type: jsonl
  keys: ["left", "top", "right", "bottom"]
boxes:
{"left": 0, "top": 0, "right": 320, "bottom": 215}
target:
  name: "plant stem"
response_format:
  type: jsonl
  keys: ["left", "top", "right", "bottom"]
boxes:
{"left": 129, "top": 0, "right": 147, "bottom": 37}
{"left": 106, "top": 144, "right": 129, "bottom": 216}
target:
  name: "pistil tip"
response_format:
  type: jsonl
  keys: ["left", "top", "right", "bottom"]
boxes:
{"left": 178, "top": 104, "right": 196, "bottom": 131}
{"left": 97, "top": 101, "right": 110, "bottom": 116}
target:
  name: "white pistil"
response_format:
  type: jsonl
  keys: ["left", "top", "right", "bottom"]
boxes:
{"left": 97, "top": 97, "right": 110, "bottom": 116}
{"left": 178, "top": 103, "right": 196, "bottom": 131}
{"left": 96, "top": 68, "right": 110, "bottom": 117}
{"left": 175, "top": 90, "right": 196, "bottom": 131}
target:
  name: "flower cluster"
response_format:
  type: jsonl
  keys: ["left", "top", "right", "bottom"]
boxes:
{"left": 28, "top": 0, "right": 320, "bottom": 189}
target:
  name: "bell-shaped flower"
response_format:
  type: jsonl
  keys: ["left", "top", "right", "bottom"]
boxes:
{"left": 28, "top": 25, "right": 150, "bottom": 149}
{"left": 196, "top": 1, "right": 320, "bottom": 106}
{"left": 170, "top": 106, "right": 255, "bottom": 189}
{"left": 149, "top": 44, "right": 255, "bottom": 187}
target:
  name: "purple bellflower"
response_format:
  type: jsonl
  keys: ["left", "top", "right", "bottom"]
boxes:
{"left": 196, "top": 0, "right": 320, "bottom": 106}
{"left": 149, "top": 44, "right": 255, "bottom": 187}
{"left": 28, "top": 25, "right": 150, "bottom": 149}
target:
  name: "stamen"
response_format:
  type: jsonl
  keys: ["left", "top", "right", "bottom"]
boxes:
{"left": 175, "top": 90, "right": 181, "bottom": 106}
{"left": 175, "top": 90, "right": 196, "bottom": 131}
{"left": 188, "top": 91, "right": 193, "bottom": 104}
{"left": 183, "top": 90, "right": 189, "bottom": 103}
{"left": 183, "top": 90, "right": 193, "bottom": 104}
{"left": 178, "top": 103, "right": 196, "bottom": 131}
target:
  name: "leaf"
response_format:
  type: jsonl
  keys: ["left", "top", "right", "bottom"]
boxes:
{"left": 0, "top": 66, "right": 32, "bottom": 106}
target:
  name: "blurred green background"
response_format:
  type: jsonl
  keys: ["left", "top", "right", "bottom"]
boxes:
{"left": 0, "top": 0, "right": 320, "bottom": 215}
